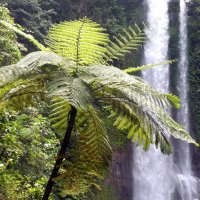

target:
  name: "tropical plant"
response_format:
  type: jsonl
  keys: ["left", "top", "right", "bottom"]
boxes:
{"left": 6, "top": 0, "right": 54, "bottom": 42}
{"left": 0, "top": 18, "right": 198, "bottom": 199}
{"left": 188, "top": 0, "right": 200, "bottom": 141}
{"left": 0, "top": 108, "right": 59, "bottom": 200}
{"left": 0, "top": 6, "right": 21, "bottom": 66}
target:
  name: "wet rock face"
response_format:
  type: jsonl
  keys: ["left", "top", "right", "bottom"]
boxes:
{"left": 106, "top": 142, "right": 133, "bottom": 200}
{"left": 191, "top": 145, "right": 200, "bottom": 178}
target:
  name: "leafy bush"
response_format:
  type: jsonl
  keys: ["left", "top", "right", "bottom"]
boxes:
{"left": 0, "top": 108, "right": 59, "bottom": 199}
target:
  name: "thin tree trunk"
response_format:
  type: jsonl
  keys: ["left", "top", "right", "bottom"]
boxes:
{"left": 42, "top": 107, "right": 77, "bottom": 200}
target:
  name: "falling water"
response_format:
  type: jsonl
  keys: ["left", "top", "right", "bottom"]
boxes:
{"left": 174, "top": 0, "right": 199, "bottom": 199}
{"left": 132, "top": 0, "right": 199, "bottom": 200}
{"left": 132, "top": 0, "right": 174, "bottom": 199}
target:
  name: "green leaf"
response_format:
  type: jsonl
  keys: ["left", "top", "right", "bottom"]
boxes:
{"left": 45, "top": 18, "right": 109, "bottom": 66}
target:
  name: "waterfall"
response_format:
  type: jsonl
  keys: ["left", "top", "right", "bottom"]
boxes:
{"left": 174, "top": 0, "right": 199, "bottom": 199}
{"left": 132, "top": 0, "right": 199, "bottom": 200}
{"left": 132, "top": 0, "right": 174, "bottom": 199}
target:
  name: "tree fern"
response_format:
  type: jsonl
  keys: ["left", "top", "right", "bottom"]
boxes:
{"left": 48, "top": 83, "right": 111, "bottom": 196}
{"left": 47, "top": 77, "right": 95, "bottom": 112}
{"left": 45, "top": 18, "right": 109, "bottom": 66}
{"left": 104, "top": 25, "right": 145, "bottom": 63}
{"left": 0, "top": 51, "right": 73, "bottom": 87}
{"left": 56, "top": 108, "right": 111, "bottom": 197}
{"left": 124, "top": 59, "right": 176, "bottom": 73}
{"left": 0, "top": 18, "right": 198, "bottom": 199}
{"left": 79, "top": 65, "right": 198, "bottom": 150}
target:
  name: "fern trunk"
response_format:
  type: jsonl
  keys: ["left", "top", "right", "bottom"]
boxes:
{"left": 42, "top": 107, "right": 77, "bottom": 200}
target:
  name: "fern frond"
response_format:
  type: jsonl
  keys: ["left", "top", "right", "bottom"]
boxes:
{"left": 166, "top": 94, "right": 181, "bottom": 109}
{"left": 49, "top": 97, "right": 71, "bottom": 136}
{"left": 56, "top": 107, "right": 112, "bottom": 196}
{"left": 45, "top": 18, "right": 109, "bottom": 66}
{"left": 79, "top": 64, "right": 198, "bottom": 152}
{"left": 99, "top": 95, "right": 172, "bottom": 154}
{"left": 77, "top": 107, "right": 112, "bottom": 162}
{"left": 0, "top": 78, "right": 45, "bottom": 112}
{"left": 104, "top": 24, "right": 145, "bottom": 63}
{"left": 108, "top": 98, "right": 154, "bottom": 151}
{"left": 48, "top": 76, "right": 97, "bottom": 137}
{"left": 48, "top": 78, "right": 112, "bottom": 195}
{"left": 123, "top": 59, "right": 177, "bottom": 73}
{"left": 0, "top": 20, "right": 48, "bottom": 51}
{"left": 47, "top": 77, "right": 94, "bottom": 111}
{"left": 0, "top": 51, "right": 73, "bottom": 87}
{"left": 80, "top": 65, "right": 172, "bottom": 110}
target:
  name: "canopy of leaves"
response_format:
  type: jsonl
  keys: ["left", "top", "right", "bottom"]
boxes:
{"left": 188, "top": 0, "right": 200, "bottom": 141}
{"left": 6, "top": 0, "right": 54, "bottom": 42}
{"left": 0, "top": 6, "right": 21, "bottom": 66}
{"left": 0, "top": 108, "right": 59, "bottom": 199}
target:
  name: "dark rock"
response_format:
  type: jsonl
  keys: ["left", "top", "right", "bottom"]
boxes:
{"left": 106, "top": 142, "right": 133, "bottom": 200}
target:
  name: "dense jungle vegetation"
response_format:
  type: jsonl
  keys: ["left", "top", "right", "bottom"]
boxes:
{"left": 0, "top": 0, "right": 199, "bottom": 200}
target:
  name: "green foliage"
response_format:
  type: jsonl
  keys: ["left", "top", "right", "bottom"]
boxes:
{"left": 124, "top": 60, "right": 176, "bottom": 74}
{"left": 104, "top": 25, "right": 145, "bottom": 63}
{"left": 56, "top": 108, "right": 111, "bottom": 197}
{"left": 79, "top": 65, "right": 197, "bottom": 153}
{"left": 0, "top": 18, "right": 198, "bottom": 198}
{"left": 40, "top": 0, "right": 143, "bottom": 36}
{"left": 0, "top": 108, "right": 59, "bottom": 199}
{"left": 46, "top": 18, "right": 144, "bottom": 65}
{"left": 0, "top": 20, "right": 48, "bottom": 51}
{"left": 166, "top": 93, "right": 181, "bottom": 109}
{"left": 6, "top": 0, "right": 54, "bottom": 42}
{"left": 81, "top": 183, "right": 116, "bottom": 200}
{"left": 188, "top": 0, "right": 200, "bottom": 141}
{"left": 46, "top": 18, "right": 109, "bottom": 65}
{"left": 0, "top": 51, "right": 71, "bottom": 88}
{"left": 0, "top": 6, "right": 21, "bottom": 66}
{"left": 5, "top": 0, "right": 144, "bottom": 67}
{"left": 48, "top": 80, "right": 112, "bottom": 196}
{"left": 0, "top": 78, "right": 46, "bottom": 112}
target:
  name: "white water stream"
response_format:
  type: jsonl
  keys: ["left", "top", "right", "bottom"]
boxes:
{"left": 174, "top": 0, "right": 199, "bottom": 199}
{"left": 132, "top": 0, "right": 199, "bottom": 199}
